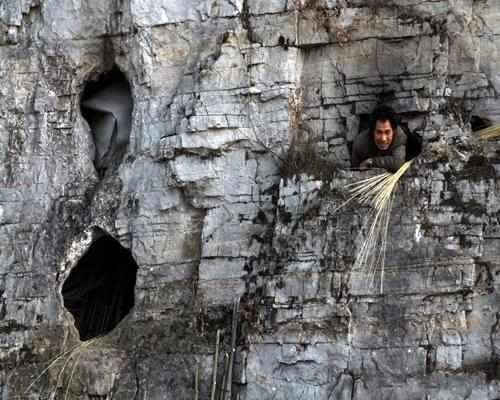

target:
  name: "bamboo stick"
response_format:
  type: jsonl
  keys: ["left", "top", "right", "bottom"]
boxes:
{"left": 219, "top": 354, "right": 229, "bottom": 400}
{"left": 223, "top": 298, "right": 240, "bottom": 400}
{"left": 210, "top": 330, "right": 221, "bottom": 400}
{"left": 194, "top": 366, "right": 199, "bottom": 400}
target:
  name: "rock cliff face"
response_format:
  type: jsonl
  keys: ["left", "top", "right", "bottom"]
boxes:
{"left": 1, "top": 0, "right": 500, "bottom": 399}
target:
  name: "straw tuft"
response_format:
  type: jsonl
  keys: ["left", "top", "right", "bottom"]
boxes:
{"left": 477, "top": 123, "right": 500, "bottom": 140}
{"left": 343, "top": 160, "right": 414, "bottom": 293}
{"left": 24, "top": 337, "right": 100, "bottom": 398}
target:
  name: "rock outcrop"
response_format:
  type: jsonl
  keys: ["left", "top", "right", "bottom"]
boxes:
{"left": 1, "top": 0, "right": 500, "bottom": 399}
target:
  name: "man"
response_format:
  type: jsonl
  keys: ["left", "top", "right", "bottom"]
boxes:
{"left": 351, "top": 106, "right": 407, "bottom": 172}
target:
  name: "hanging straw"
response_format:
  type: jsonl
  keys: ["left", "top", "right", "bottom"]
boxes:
{"left": 477, "top": 123, "right": 500, "bottom": 140}
{"left": 344, "top": 160, "right": 414, "bottom": 293}
{"left": 210, "top": 330, "right": 221, "bottom": 400}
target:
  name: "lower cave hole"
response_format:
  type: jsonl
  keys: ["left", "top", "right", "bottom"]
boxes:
{"left": 80, "top": 66, "right": 133, "bottom": 178}
{"left": 62, "top": 233, "right": 138, "bottom": 341}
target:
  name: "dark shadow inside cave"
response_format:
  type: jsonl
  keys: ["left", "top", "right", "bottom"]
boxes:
{"left": 62, "top": 232, "right": 138, "bottom": 341}
{"left": 471, "top": 115, "right": 492, "bottom": 132}
{"left": 80, "top": 66, "right": 133, "bottom": 178}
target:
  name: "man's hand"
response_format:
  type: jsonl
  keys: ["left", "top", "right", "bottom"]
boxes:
{"left": 359, "top": 158, "right": 373, "bottom": 169}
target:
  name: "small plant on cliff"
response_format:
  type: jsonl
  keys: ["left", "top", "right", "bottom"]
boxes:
{"left": 367, "top": 0, "right": 385, "bottom": 15}
{"left": 293, "top": 0, "right": 351, "bottom": 45}
{"left": 24, "top": 337, "right": 101, "bottom": 399}
{"left": 279, "top": 137, "right": 337, "bottom": 181}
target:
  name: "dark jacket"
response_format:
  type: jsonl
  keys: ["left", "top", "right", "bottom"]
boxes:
{"left": 351, "top": 126, "right": 407, "bottom": 172}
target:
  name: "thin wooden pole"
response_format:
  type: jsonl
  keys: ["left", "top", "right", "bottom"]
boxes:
{"left": 223, "top": 298, "right": 240, "bottom": 400}
{"left": 194, "top": 365, "right": 199, "bottom": 400}
{"left": 210, "top": 329, "right": 221, "bottom": 400}
{"left": 219, "top": 354, "right": 229, "bottom": 400}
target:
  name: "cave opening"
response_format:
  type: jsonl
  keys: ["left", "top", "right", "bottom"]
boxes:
{"left": 80, "top": 66, "right": 133, "bottom": 178}
{"left": 62, "top": 232, "right": 138, "bottom": 341}
{"left": 470, "top": 115, "right": 492, "bottom": 132}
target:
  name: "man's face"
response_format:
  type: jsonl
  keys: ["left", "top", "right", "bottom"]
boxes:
{"left": 373, "top": 120, "right": 394, "bottom": 151}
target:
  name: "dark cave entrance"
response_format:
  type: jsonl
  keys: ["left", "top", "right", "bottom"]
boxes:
{"left": 62, "top": 233, "right": 138, "bottom": 341}
{"left": 80, "top": 66, "right": 133, "bottom": 177}
{"left": 470, "top": 115, "right": 492, "bottom": 132}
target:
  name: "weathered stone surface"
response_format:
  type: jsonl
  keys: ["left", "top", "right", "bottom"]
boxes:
{"left": 2, "top": 0, "right": 500, "bottom": 399}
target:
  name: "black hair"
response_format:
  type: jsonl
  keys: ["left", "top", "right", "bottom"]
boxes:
{"left": 370, "top": 105, "right": 398, "bottom": 133}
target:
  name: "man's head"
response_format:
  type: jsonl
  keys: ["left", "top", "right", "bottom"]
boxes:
{"left": 370, "top": 106, "right": 398, "bottom": 151}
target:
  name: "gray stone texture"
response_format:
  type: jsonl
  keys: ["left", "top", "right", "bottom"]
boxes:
{"left": 1, "top": 0, "right": 500, "bottom": 399}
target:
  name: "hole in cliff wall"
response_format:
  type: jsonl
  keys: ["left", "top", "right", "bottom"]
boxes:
{"left": 62, "top": 232, "right": 138, "bottom": 341}
{"left": 80, "top": 66, "right": 133, "bottom": 178}
{"left": 471, "top": 115, "right": 492, "bottom": 132}
{"left": 404, "top": 125, "right": 423, "bottom": 161}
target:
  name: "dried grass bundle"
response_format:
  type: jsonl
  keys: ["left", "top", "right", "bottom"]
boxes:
{"left": 344, "top": 160, "right": 414, "bottom": 293}
{"left": 25, "top": 337, "right": 100, "bottom": 399}
{"left": 477, "top": 123, "right": 500, "bottom": 140}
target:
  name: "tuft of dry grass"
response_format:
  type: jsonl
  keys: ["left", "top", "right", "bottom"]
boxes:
{"left": 24, "top": 338, "right": 100, "bottom": 399}
{"left": 477, "top": 123, "right": 500, "bottom": 140}
{"left": 339, "top": 160, "right": 414, "bottom": 293}
{"left": 279, "top": 139, "right": 337, "bottom": 181}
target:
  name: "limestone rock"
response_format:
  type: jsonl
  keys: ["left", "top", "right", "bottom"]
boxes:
{"left": 2, "top": 0, "right": 500, "bottom": 399}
